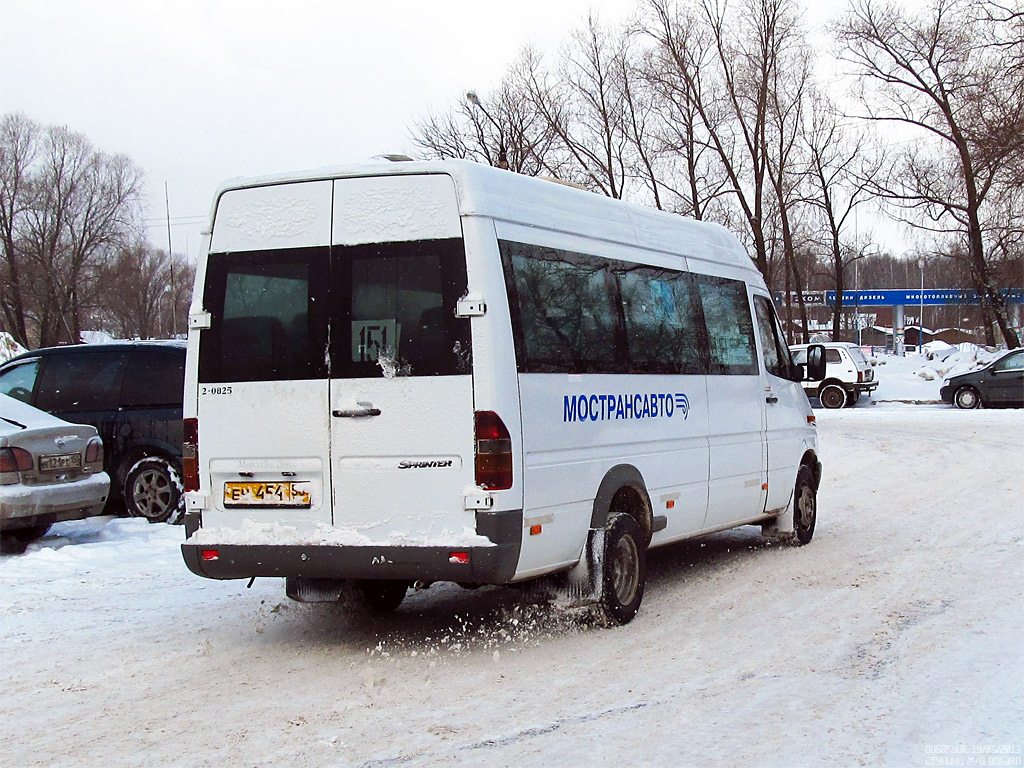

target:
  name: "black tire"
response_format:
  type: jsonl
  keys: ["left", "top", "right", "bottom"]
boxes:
{"left": 819, "top": 384, "right": 847, "bottom": 410}
{"left": 845, "top": 389, "right": 860, "bottom": 407}
{"left": 123, "top": 457, "right": 183, "bottom": 523}
{"left": 351, "top": 579, "right": 409, "bottom": 615}
{"left": 0, "top": 523, "right": 51, "bottom": 554}
{"left": 597, "top": 513, "right": 646, "bottom": 625}
{"left": 793, "top": 465, "right": 817, "bottom": 545}
{"left": 954, "top": 386, "right": 981, "bottom": 410}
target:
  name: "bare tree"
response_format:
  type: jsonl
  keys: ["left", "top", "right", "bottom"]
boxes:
{"left": 804, "top": 93, "right": 883, "bottom": 340}
{"left": 412, "top": 50, "right": 557, "bottom": 176}
{"left": 0, "top": 114, "right": 144, "bottom": 347}
{"left": 0, "top": 114, "right": 40, "bottom": 347}
{"left": 836, "top": 0, "right": 1022, "bottom": 348}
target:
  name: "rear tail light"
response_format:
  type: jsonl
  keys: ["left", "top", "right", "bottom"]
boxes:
{"left": 0, "top": 447, "right": 33, "bottom": 474}
{"left": 858, "top": 370, "right": 864, "bottom": 383}
{"left": 475, "top": 411, "right": 512, "bottom": 490}
{"left": 183, "top": 417, "right": 199, "bottom": 492}
{"left": 85, "top": 437, "right": 103, "bottom": 464}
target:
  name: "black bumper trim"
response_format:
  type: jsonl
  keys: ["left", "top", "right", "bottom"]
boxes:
{"left": 181, "top": 541, "right": 520, "bottom": 584}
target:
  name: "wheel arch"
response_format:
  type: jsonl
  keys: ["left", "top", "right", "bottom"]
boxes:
{"left": 116, "top": 440, "right": 181, "bottom": 486}
{"left": 590, "top": 464, "right": 654, "bottom": 546}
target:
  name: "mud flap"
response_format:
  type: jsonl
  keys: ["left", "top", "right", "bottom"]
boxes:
{"left": 762, "top": 491, "right": 796, "bottom": 541}
{"left": 285, "top": 577, "right": 345, "bottom": 603}
{"left": 558, "top": 528, "right": 606, "bottom": 607}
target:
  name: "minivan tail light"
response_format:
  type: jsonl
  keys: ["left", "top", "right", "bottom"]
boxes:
{"left": 183, "top": 417, "right": 199, "bottom": 492}
{"left": 0, "top": 447, "right": 33, "bottom": 474}
{"left": 475, "top": 411, "right": 512, "bottom": 490}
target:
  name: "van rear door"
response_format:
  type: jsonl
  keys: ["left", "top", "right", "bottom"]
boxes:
{"left": 198, "top": 181, "right": 334, "bottom": 531}
{"left": 328, "top": 175, "right": 477, "bottom": 545}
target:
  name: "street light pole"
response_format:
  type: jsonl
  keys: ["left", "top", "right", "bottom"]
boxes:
{"left": 918, "top": 258, "right": 925, "bottom": 355}
{"left": 465, "top": 91, "right": 509, "bottom": 170}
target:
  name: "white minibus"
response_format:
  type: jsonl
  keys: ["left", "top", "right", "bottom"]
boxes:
{"left": 181, "top": 160, "right": 825, "bottom": 624}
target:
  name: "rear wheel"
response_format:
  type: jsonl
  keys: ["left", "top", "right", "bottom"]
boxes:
{"left": 845, "top": 389, "right": 860, "bottom": 407}
{"left": 819, "top": 384, "right": 847, "bottom": 410}
{"left": 124, "top": 457, "right": 183, "bottom": 523}
{"left": 597, "top": 514, "right": 646, "bottom": 625}
{"left": 954, "top": 386, "right": 981, "bottom": 410}
{"left": 0, "top": 523, "right": 52, "bottom": 554}
{"left": 351, "top": 579, "right": 409, "bottom": 614}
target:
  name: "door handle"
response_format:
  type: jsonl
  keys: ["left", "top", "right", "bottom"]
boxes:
{"left": 332, "top": 407, "right": 381, "bottom": 418}
{"left": 765, "top": 395, "right": 779, "bottom": 404}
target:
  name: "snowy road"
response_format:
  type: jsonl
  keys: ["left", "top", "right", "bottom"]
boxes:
{"left": 2, "top": 406, "right": 1022, "bottom": 768}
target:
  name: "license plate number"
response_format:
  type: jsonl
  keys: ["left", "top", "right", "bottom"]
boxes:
{"left": 223, "top": 481, "right": 311, "bottom": 508}
{"left": 39, "top": 453, "right": 82, "bottom": 471}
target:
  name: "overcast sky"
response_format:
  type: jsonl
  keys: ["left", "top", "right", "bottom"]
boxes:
{"left": 3, "top": 0, "right": 891, "bottom": 261}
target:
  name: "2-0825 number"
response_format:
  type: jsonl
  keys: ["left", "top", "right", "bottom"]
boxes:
{"left": 201, "top": 386, "right": 233, "bottom": 396}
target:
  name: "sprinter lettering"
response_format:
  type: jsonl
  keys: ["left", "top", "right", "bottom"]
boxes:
{"left": 563, "top": 393, "right": 689, "bottom": 422}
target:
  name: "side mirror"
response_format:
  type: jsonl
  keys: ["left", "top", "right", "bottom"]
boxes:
{"left": 803, "top": 344, "right": 826, "bottom": 382}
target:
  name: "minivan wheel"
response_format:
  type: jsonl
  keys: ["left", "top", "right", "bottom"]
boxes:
{"left": 793, "top": 466, "right": 817, "bottom": 545}
{"left": 124, "top": 457, "right": 183, "bottom": 524}
{"left": 819, "top": 384, "right": 847, "bottom": 410}
{"left": 597, "top": 513, "right": 646, "bottom": 626}
{"left": 954, "top": 386, "right": 981, "bottom": 410}
{"left": 350, "top": 580, "right": 409, "bottom": 614}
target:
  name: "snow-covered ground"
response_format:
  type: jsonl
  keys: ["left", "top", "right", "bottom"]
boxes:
{"left": 2, "top": 376, "right": 1022, "bottom": 766}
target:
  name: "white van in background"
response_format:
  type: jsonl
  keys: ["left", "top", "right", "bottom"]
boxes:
{"left": 180, "top": 160, "right": 826, "bottom": 625}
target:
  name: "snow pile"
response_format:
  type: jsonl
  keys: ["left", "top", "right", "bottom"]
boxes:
{"left": 916, "top": 343, "right": 997, "bottom": 381}
{"left": 0, "top": 332, "right": 26, "bottom": 362}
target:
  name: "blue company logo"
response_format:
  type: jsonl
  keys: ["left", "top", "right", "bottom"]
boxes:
{"left": 563, "top": 393, "right": 689, "bottom": 422}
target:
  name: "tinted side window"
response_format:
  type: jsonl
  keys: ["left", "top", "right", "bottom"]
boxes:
{"left": 121, "top": 349, "right": 185, "bottom": 407}
{"left": 696, "top": 275, "right": 758, "bottom": 375}
{"left": 501, "top": 241, "right": 622, "bottom": 374}
{"left": 825, "top": 349, "right": 842, "bottom": 364}
{"left": 0, "top": 359, "right": 40, "bottom": 402}
{"left": 617, "top": 266, "right": 706, "bottom": 374}
{"left": 335, "top": 239, "right": 471, "bottom": 378}
{"left": 200, "top": 248, "right": 329, "bottom": 383}
{"left": 36, "top": 351, "right": 130, "bottom": 412}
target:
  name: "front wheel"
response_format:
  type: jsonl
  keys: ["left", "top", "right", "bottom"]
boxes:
{"left": 954, "top": 386, "right": 981, "bottom": 410}
{"left": 597, "top": 514, "right": 646, "bottom": 625}
{"left": 793, "top": 466, "right": 817, "bottom": 545}
{"left": 123, "top": 457, "right": 183, "bottom": 523}
{"left": 818, "top": 384, "right": 847, "bottom": 410}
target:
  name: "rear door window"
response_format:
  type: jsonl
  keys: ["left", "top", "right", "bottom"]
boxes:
{"left": 199, "top": 247, "right": 330, "bottom": 383}
{"left": 334, "top": 239, "right": 470, "bottom": 378}
{"left": 36, "top": 351, "right": 130, "bottom": 412}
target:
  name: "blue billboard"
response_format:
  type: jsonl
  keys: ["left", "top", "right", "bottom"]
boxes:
{"left": 823, "top": 289, "right": 1024, "bottom": 307}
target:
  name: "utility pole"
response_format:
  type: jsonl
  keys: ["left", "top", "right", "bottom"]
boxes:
{"left": 165, "top": 182, "right": 175, "bottom": 337}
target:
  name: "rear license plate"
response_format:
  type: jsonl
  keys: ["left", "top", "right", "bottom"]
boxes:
{"left": 39, "top": 453, "right": 82, "bottom": 471}
{"left": 223, "top": 481, "right": 312, "bottom": 508}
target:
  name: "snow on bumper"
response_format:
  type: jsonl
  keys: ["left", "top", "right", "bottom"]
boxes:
{"left": 0, "top": 472, "right": 110, "bottom": 525}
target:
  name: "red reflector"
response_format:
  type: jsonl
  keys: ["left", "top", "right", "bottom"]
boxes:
{"left": 201, "top": 549, "right": 219, "bottom": 561}
{"left": 183, "top": 417, "right": 199, "bottom": 492}
{"left": 448, "top": 551, "right": 469, "bottom": 564}
{"left": 529, "top": 524, "right": 542, "bottom": 536}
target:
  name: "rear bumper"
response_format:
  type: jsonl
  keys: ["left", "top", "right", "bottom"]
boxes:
{"left": 0, "top": 473, "right": 110, "bottom": 530}
{"left": 181, "top": 540, "right": 520, "bottom": 584}
{"left": 180, "top": 507, "right": 523, "bottom": 585}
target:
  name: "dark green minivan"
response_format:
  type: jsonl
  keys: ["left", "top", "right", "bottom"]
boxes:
{"left": 0, "top": 341, "right": 185, "bottom": 522}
